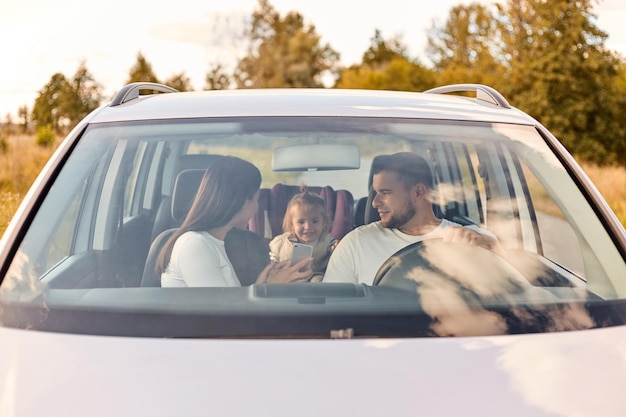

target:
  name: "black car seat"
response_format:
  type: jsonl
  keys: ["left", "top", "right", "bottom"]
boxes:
{"left": 141, "top": 169, "right": 206, "bottom": 287}
{"left": 150, "top": 154, "right": 220, "bottom": 241}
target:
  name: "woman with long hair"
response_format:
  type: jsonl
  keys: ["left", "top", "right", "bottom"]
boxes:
{"left": 158, "top": 156, "right": 312, "bottom": 287}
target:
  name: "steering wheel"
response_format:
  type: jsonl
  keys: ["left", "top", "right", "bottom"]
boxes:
{"left": 373, "top": 238, "right": 530, "bottom": 292}
{"left": 372, "top": 239, "right": 595, "bottom": 337}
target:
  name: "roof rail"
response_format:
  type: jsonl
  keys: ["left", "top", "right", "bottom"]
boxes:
{"left": 424, "top": 84, "right": 511, "bottom": 109}
{"left": 110, "top": 82, "right": 178, "bottom": 107}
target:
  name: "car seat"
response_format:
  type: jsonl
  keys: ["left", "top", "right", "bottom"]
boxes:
{"left": 141, "top": 169, "right": 206, "bottom": 287}
{"left": 248, "top": 183, "right": 354, "bottom": 241}
{"left": 150, "top": 154, "right": 220, "bottom": 241}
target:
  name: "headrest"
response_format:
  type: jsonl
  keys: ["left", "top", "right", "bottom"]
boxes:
{"left": 171, "top": 169, "right": 205, "bottom": 222}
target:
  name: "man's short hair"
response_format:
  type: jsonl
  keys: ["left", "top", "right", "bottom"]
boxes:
{"left": 371, "top": 152, "right": 434, "bottom": 190}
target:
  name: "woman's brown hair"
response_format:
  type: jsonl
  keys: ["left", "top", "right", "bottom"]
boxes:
{"left": 157, "top": 156, "right": 261, "bottom": 273}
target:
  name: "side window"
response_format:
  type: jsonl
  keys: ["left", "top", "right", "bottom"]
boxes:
{"left": 519, "top": 162, "right": 585, "bottom": 276}
{"left": 477, "top": 143, "right": 540, "bottom": 251}
{"left": 123, "top": 142, "right": 148, "bottom": 219}
{"left": 45, "top": 179, "right": 89, "bottom": 269}
{"left": 453, "top": 143, "right": 486, "bottom": 224}
{"left": 429, "top": 142, "right": 487, "bottom": 227}
{"left": 478, "top": 142, "right": 585, "bottom": 277}
{"left": 121, "top": 140, "right": 164, "bottom": 221}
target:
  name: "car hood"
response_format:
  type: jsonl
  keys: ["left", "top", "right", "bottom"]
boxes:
{"left": 1, "top": 325, "right": 625, "bottom": 417}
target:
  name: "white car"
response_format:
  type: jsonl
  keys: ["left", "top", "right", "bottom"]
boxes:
{"left": 1, "top": 84, "right": 625, "bottom": 416}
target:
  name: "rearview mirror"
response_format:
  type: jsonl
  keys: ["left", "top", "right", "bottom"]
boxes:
{"left": 272, "top": 144, "right": 360, "bottom": 171}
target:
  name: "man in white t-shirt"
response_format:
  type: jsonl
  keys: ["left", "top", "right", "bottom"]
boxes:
{"left": 323, "top": 152, "right": 503, "bottom": 285}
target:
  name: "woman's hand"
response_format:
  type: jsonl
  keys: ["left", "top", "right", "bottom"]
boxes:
{"left": 256, "top": 258, "right": 314, "bottom": 284}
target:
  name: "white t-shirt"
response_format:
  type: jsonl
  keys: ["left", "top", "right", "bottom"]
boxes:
{"left": 323, "top": 219, "right": 493, "bottom": 285}
{"left": 161, "top": 231, "right": 241, "bottom": 287}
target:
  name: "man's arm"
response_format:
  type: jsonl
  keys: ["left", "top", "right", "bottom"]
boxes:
{"left": 441, "top": 225, "right": 506, "bottom": 258}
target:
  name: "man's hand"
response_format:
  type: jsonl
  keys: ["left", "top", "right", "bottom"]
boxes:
{"left": 440, "top": 226, "right": 507, "bottom": 258}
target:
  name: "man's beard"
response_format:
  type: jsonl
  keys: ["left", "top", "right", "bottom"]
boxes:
{"left": 381, "top": 199, "right": 416, "bottom": 229}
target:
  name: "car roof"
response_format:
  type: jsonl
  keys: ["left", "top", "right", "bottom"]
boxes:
{"left": 88, "top": 87, "right": 538, "bottom": 126}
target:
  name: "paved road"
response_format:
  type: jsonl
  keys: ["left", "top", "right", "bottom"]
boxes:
{"left": 536, "top": 211, "right": 585, "bottom": 276}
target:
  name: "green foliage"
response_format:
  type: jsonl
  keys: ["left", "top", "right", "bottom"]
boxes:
{"left": 427, "top": 0, "right": 626, "bottom": 166}
{"left": 63, "top": 61, "right": 103, "bottom": 128}
{"left": 495, "top": 0, "right": 625, "bottom": 165}
{"left": 19, "top": 0, "right": 626, "bottom": 167}
{"left": 17, "top": 105, "right": 29, "bottom": 133}
{"left": 337, "top": 31, "right": 436, "bottom": 91}
{"left": 361, "top": 29, "right": 408, "bottom": 65}
{"left": 32, "top": 73, "right": 70, "bottom": 132}
{"left": 205, "top": 64, "right": 232, "bottom": 90}
{"left": 337, "top": 57, "right": 436, "bottom": 91}
{"left": 427, "top": 3, "right": 505, "bottom": 87}
{"left": 36, "top": 124, "right": 56, "bottom": 148}
{"left": 164, "top": 72, "right": 194, "bottom": 92}
{"left": 31, "top": 63, "right": 103, "bottom": 133}
{"left": 234, "top": 0, "right": 340, "bottom": 88}
{"left": 126, "top": 51, "right": 160, "bottom": 84}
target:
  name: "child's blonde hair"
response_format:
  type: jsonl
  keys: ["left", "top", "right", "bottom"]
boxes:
{"left": 282, "top": 185, "right": 332, "bottom": 235}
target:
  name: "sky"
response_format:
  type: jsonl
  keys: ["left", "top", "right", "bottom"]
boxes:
{"left": 1, "top": 0, "right": 625, "bottom": 119}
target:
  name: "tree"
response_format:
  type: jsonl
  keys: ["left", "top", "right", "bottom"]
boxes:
{"left": 31, "top": 63, "right": 103, "bottom": 132}
{"left": 31, "top": 73, "right": 70, "bottom": 131}
{"left": 427, "top": 0, "right": 626, "bottom": 165}
{"left": 164, "top": 72, "right": 194, "bottom": 92}
{"left": 17, "top": 105, "right": 29, "bottom": 133}
{"left": 362, "top": 29, "right": 408, "bottom": 66}
{"left": 126, "top": 51, "right": 159, "bottom": 84}
{"left": 234, "top": 0, "right": 340, "bottom": 88}
{"left": 36, "top": 124, "right": 56, "bottom": 147}
{"left": 3, "top": 114, "right": 14, "bottom": 135}
{"left": 63, "top": 61, "right": 104, "bottom": 128}
{"left": 611, "top": 61, "right": 626, "bottom": 161}
{"left": 426, "top": 3, "right": 505, "bottom": 87}
{"left": 0, "top": 131, "right": 7, "bottom": 154}
{"left": 205, "top": 64, "right": 232, "bottom": 90}
{"left": 496, "top": 0, "right": 625, "bottom": 164}
{"left": 337, "top": 30, "right": 436, "bottom": 91}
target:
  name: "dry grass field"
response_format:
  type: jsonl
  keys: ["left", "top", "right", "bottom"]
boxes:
{"left": 580, "top": 162, "right": 626, "bottom": 226}
{"left": 0, "top": 133, "right": 625, "bottom": 235}
{"left": 0, "top": 134, "right": 59, "bottom": 233}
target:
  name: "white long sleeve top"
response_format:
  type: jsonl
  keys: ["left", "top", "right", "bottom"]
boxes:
{"left": 161, "top": 231, "right": 241, "bottom": 287}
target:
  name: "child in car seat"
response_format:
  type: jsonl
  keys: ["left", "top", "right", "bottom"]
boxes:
{"left": 269, "top": 186, "right": 337, "bottom": 282}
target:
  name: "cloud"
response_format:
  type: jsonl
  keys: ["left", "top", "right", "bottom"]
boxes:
{"left": 149, "top": 11, "right": 248, "bottom": 50}
{"left": 494, "top": 328, "right": 626, "bottom": 417}
{"left": 380, "top": 240, "right": 595, "bottom": 337}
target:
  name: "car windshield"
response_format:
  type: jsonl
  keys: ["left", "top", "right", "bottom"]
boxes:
{"left": 1, "top": 116, "right": 625, "bottom": 338}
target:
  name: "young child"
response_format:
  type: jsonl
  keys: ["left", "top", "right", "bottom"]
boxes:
{"left": 269, "top": 186, "right": 337, "bottom": 281}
